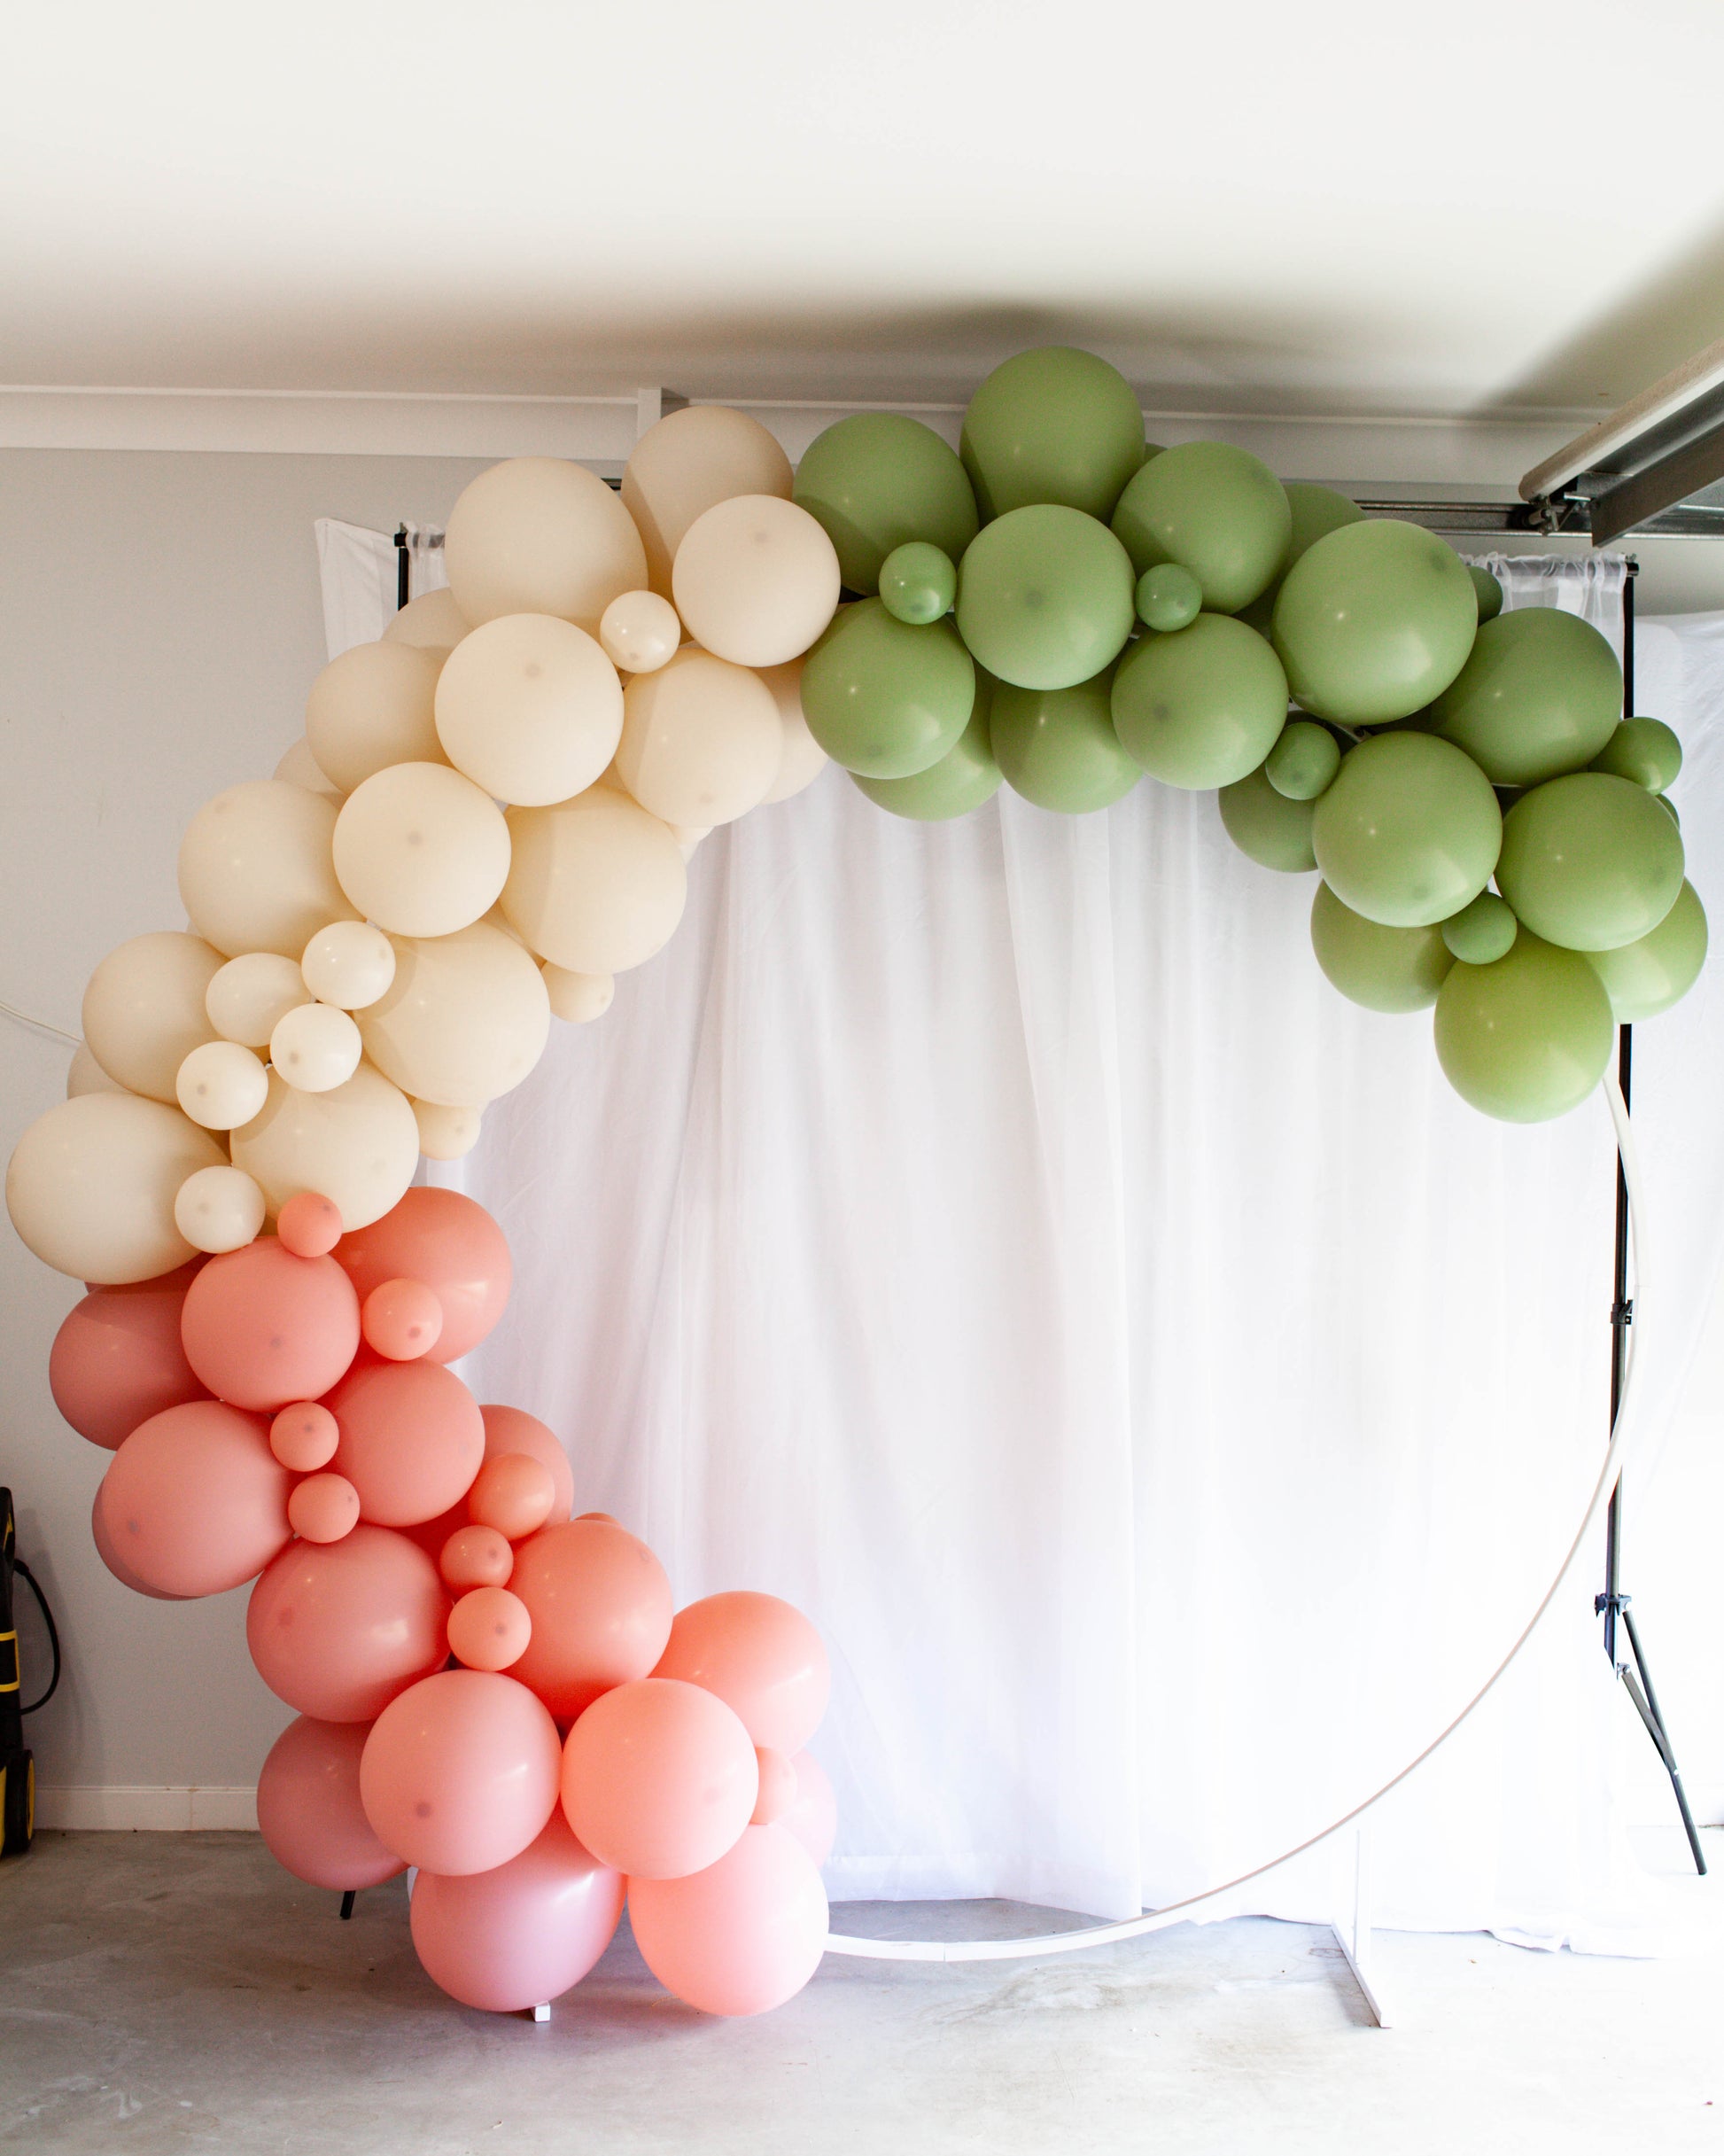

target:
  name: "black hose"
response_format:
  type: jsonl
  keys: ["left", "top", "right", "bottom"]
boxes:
{"left": 13, "top": 1559, "right": 60, "bottom": 1715}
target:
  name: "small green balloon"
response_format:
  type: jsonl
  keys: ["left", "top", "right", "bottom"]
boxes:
{"left": 990, "top": 668, "right": 1139, "bottom": 813}
{"left": 1441, "top": 891, "right": 1518, "bottom": 964}
{"left": 1217, "top": 765, "right": 1317, "bottom": 872}
{"left": 1467, "top": 564, "right": 1503, "bottom": 624}
{"left": 1584, "top": 878, "right": 1709, "bottom": 1020}
{"left": 800, "top": 598, "right": 975, "bottom": 779}
{"left": 1588, "top": 714, "right": 1683, "bottom": 793}
{"left": 1430, "top": 608, "right": 1622, "bottom": 786}
{"left": 1111, "top": 441, "right": 1292, "bottom": 614}
{"left": 1495, "top": 771, "right": 1686, "bottom": 952}
{"left": 879, "top": 541, "right": 957, "bottom": 626}
{"left": 1111, "top": 614, "right": 1288, "bottom": 790}
{"left": 793, "top": 412, "right": 979, "bottom": 595}
{"left": 960, "top": 346, "right": 1145, "bottom": 522}
{"left": 853, "top": 678, "right": 1001, "bottom": 821}
{"left": 1265, "top": 719, "right": 1341, "bottom": 801}
{"left": 1659, "top": 793, "right": 1681, "bottom": 826}
{"left": 955, "top": 505, "right": 1136, "bottom": 691}
{"left": 1273, "top": 519, "right": 1479, "bottom": 725}
{"left": 1311, "top": 732, "right": 1502, "bottom": 928}
{"left": 1136, "top": 562, "right": 1202, "bottom": 633}
{"left": 1310, "top": 881, "right": 1455, "bottom": 1012}
{"left": 1434, "top": 931, "right": 1615, "bottom": 1124}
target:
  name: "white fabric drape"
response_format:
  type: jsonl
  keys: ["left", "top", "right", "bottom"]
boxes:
{"left": 314, "top": 518, "right": 447, "bottom": 658}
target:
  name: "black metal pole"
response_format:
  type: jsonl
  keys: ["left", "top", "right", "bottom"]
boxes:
{"left": 393, "top": 526, "right": 411, "bottom": 612}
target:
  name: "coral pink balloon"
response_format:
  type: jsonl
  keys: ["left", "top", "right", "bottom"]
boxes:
{"left": 50, "top": 1265, "right": 208, "bottom": 1449}
{"left": 780, "top": 1752, "right": 837, "bottom": 1867}
{"left": 277, "top": 1190, "right": 344, "bottom": 1257}
{"left": 334, "top": 1187, "right": 510, "bottom": 1363}
{"left": 257, "top": 1716, "right": 406, "bottom": 1890}
{"left": 360, "top": 1669, "right": 561, "bottom": 1875}
{"left": 751, "top": 1747, "right": 797, "bottom": 1826}
{"left": 467, "top": 1452, "right": 555, "bottom": 1541}
{"left": 289, "top": 1471, "right": 361, "bottom": 1544}
{"left": 410, "top": 1812, "right": 624, "bottom": 2013}
{"left": 180, "top": 1238, "right": 361, "bottom": 1412}
{"left": 653, "top": 1591, "right": 830, "bottom": 1754}
{"left": 100, "top": 1399, "right": 292, "bottom": 1597}
{"left": 269, "top": 1399, "right": 339, "bottom": 1471}
{"left": 576, "top": 1510, "right": 619, "bottom": 1525}
{"left": 440, "top": 1522, "right": 514, "bottom": 1592}
{"left": 247, "top": 1524, "right": 449, "bottom": 1721}
{"left": 361, "top": 1276, "right": 444, "bottom": 1361}
{"left": 560, "top": 1677, "right": 757, "bottom": 1880}
{"left": 326, "top": 1357, "right": 485, "bottom": 1526}
{"left": 448, "top": 1585, "right": 532, "bottom": 1670}
{"left": 509, "top": 1519, "right": 673, "bottom": 1724}
{"left": 90, "top": 1484, "right": 188, "bottom": 1599}
{"left": 478, "top": 1405, "right": 574, "bottom": 1522}
{"left": 628, "top": 1825, "right": 828, "bottom": 2017}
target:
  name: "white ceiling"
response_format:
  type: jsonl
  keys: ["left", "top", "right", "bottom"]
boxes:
{"left": 6, "top": 2, "right": 1724, "bottom": 422}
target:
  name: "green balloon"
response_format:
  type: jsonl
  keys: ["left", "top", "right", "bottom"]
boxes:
{"left": 1236, "top": 485, "right": 1363, "bottom": 635}
{"left": 1434, "top": 931, "right": 1615, "bottom": 1124}
{"left": 879, "top": 541, "right": 957, "bottom": 626}
{"left": 955, "top": 505, "right": 1136, "bottom": 690}
{"left": 1430, "top": 608, "right": 1622, "bottom": 786}
{"left": 1217, "top": 765, "right": 1317, "bottom": 872}
{"left": 1273, "top": 519, "right": 1478, "bottom": 725}
{"left": 1266, "top": 719, "right": 1340, "bottom": 801}
{"left": 1441, "top": 891, "right": 1518, "bottom": 964}
{"left": 853, "top": 678, "right": 1001, "bottom": 821}
{"left": 1310, "top": 881, "right": 1455, "bottom": 1012}
{"left": 1136, "top": 562, "right": 1202, "bottom": 633}
{"left": 1468, "top": 564, "right": 1503, "bottom": 624}
{"left": 1111, "top": 614, "right": 1288, "bottom": 790}
{"left": 1588, "top": 714, "right": 1682, "bottom": 793}
{"left": 1110, "top": 442, "right": 1292, "bottom": 614}
{"left": 800, "top": 599, "right": 975, "bottom": 779}
{"left": 1311, "top": 732, "right": 1502, "bottom": 927}
{"left": 1495, "top": 771, "right": 1686, "bottom": 951}
{"left": 990, "top": 668, "right": 1139, "bottom": 813}
{"left": 1660, "top": 793, "right": 1681, "bottom": 826}
{"left": 793, "top": 413, "right": 979, "bottom": 595}
{"left": 1584, "top": 879, "right": 1709, "bottom": 1020}
{"left": 960, "top": 346, "right": 1145, "bottom": 522}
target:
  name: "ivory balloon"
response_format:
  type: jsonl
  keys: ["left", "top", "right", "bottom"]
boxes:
{"left": 672, "top": 496, "right": 841, "bottom": 668}
{"left": 598, "top": 589, "right": 681, "bottom": 673}
{"left": 443, "top": 458, "right": 647, "bottom": 633}
{"left": 502, "top": 787, "right": 687, "bottom": 976}
{"left": 174, "top": 1164, "right": 268, "bottom": 1254}
{"left": 66, "top": 1041, "right": 128, "bottom": 1098}
{"left": 5, "top": 1093, "right": 223, "bottom": 1283}
{"left": 412, "top": 1098, "right": 482, "bottom": 1160}
{"left": 274, "top": 736, "right": 340, "bottom": 798}
{"left": 305, "top": 643, "right": 445, "bottom": 794}
{"left": 541, "top": 966, "right": 613, "bottom": 1024}
{"left": 434, "top": 613, "right": 624, "bottom": 806}
{"left": 623, "top": 406, "right": 793, "bottom": 595}
{"left": 300, "top": 921, "right": 396, "bottom": 1010}
{"left": 179, "top": 781, "right": 358, "bottom": 960}
{"left": 757, "top": 659, "right": 828, "bottom": 804}
{"left": 359, "top": 923, "right": 550, "bottom": 1108}
{"left": 616, "top": 649, "right": 782, "bottom": 827}
{"left": 383, "top": 587, "right": 470, "bottom": 650}
{"left": 229, "top": 1064, "right": 419, "bottom": 1232}
{"left": 269, "top": 1002, "right": 363, "bottom": 1094}
{"left": 82, "top": 931, "right": 223, "bottom": 1101}
{"left": 332, "top": 763, "right": 510, "bottom": 938}
{"left": 206, "top": 953, "right": 309, "bottom": 1048}
{"left": 175, "top": 1040, "right": 269, "bottom": 1129}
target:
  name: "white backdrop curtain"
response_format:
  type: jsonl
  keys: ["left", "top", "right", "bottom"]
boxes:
{"left": 322, "top": 534, "right": 1724, "bottom": 1950}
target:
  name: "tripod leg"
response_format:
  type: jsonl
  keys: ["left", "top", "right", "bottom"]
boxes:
{"left": 1620, "top": 1607, "right": 1707, "bottom": 1878}
{"left": 339, "top": 1889, "right": 356, "bottom": 1920}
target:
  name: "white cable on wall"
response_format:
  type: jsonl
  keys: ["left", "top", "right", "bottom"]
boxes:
{"left": 0, "top": 997, "right": 79, "bottom": 1047}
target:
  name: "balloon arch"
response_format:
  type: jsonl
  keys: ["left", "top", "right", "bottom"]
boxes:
{"left": 4, "top": 346, "right": 1704, "bottom": 2020}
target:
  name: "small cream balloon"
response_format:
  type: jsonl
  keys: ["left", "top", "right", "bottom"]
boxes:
{"left": 274, "top": 737, "right": 341, "bottom": 799}
{"left": 178, "top": 781, "right": 358, "bottom": 959}
{"left": 305, "top": 642, "right": 444, "bottom": 794}
{"left": 206, "top": 953, "right": 309, "bottom": 1048}
{"left": 174, "top": 1164, "right": 267, "bottom": 1255}
{"left": 622, "top": 406, "right": 794, "bottom": 595}
{"left": 300, "top": 921, "right": 396, "bottom": 1010}
{"left": 599, "top": 590, "right": 682, "bottom": 674}
{"left": 383, "top": 587, "right": 469, "bottom": 650}
{"left": 670, "top": 823, "right": 711, "bottom": 860}
{"left": 542, "top": 965, "right": 615, "bottom": 1024}
{"left": 443, "top": 457, "right": 647, "bottom": 633}
{"left": 434, "top": 613, "right": 624, "bottom": 806}
{"left": 82, "top": 931, "right": 223, "bottom": 1101}
{"left": 502, "top": 786, "right": 687, "bottom": 976}
{"left": 270, "top": 1002, "right": 363, "bottom": 1094}
{"left": 757, "top": 659, "right": 830, "bottom": 805}
{"left": 672, "top": 495, "right": 841, "bottom": 668}
{"left": 5, "top": 1093, "right": 224, "bottom": 1283}
{"left": 360, "top": 922, "right": 551, "bottom": 1107}
{"left": 66, "top": 1041, "right": 128, "bottom": 1100}
{"left": 615, "top": 649, "right": 782, "bottom": 827}
{"left": 412, "top": 1098, "right": 482, "bottom": 1161}
{"left": 230, "top": 1062, "right": 419, "bottom": 1232}
{"left": 175, "top": 1039, "right": 271, "bottom": 1129}
{"left": 332, "top": 762, "right": 510, "bottom": 938}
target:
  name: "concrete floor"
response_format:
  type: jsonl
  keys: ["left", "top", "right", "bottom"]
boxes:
{"left": 1, "top": 1832, "right": 1718, "bottom": 2154}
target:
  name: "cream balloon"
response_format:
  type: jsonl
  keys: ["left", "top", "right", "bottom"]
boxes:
{"left": 206, "top": 953, "right": 309, "bottom": 1048}
{"left": 757, "top": 659, "right": 830, "bottom": 805}
{"left": 300, "top": 921, "right": 396, "bottom": 1010}
{"left": 501, "top": 787, "right": 687, "bottom": 976}
{"left": 671, "top": 824, "right": 710, "bottom": 860}
{"left": 5, "top": 1093, "right": 223, "bottom": 1283}
{"left": 412, "top": 1098, "right": 482, "bottom": 1161}
{"left": 672, "top": 496, "right": 841, "bottom": 668}
{"left": 359, "top": 922, "right": 551, "bottom": 1108}
{"left": 599, "top": 590, "right": 682, "bottom": 674}
{"left": 305, "top": 643, "right": 444, "bottom": 794}
{"left": 270, "top": 1002, "right": 363, "bottom": 1094}
{"left": 541, "top": 965, "right": 615, "bottom": 1024}
{"left": 434, "top": 613, "right": 623, "bottom": 806}
{"left": 66, "top": 1041, "right": 128, "bottom": 1100}
{"left": 622, "top": 407, "right": 793, "bottom": 595}
{"left": 82, "top": 931, "right": 223, "bottom": 1102}
{"left": 332, "top": 763, "right": 510, "bottom": 938}
{"left": 230, "top": 1063, "right": 419, "bottom": 1232}
{"left": 443, "top": 458, "right": 647, "bottom": 633}
{"left": 178, "top": 781, "right": 358, "bottom": 960}
{"left": 175, "top": 1039, "right": 270, "bottom": 1129}
{"left": 384, "top": 587, "right": 470, "bottom": 650}
{"left": 174, "top": 1164, "right": 267, "bottom": 1255}
{"left": 274, "top": 737, "right": 341, "bottom": 799}
{"left": 615, "top": 649, "right": 782, "bottom": 827}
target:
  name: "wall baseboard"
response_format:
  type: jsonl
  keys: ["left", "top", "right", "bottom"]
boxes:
{"left": 35, "top": 1786, "right": 259, "bottom": 1831}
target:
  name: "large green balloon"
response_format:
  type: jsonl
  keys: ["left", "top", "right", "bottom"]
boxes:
{"left": 1265, "top": 719, "right": 1340, "bottom": 801}
{"left": 1588, "top": 714, "right": 1682, "bottom": 793}
{"left": 1217, "top": 766, "right": 1317, "bottom": 872}
{"left": 1434, "top": 931, "right": 1615, "bottom": 1124}
{"left": 800, "top": 599, "right": 975, "bottom": 779}
{"left": 1273, "top": 519, "right": 1478, "bottom": 725}
{"left": 1237, "top": 485, "right": 1364, "bottom": 635}
{"left": 1110, "top": 613, "right": 1289, "bottom": 790}
{"left": 1583, "top": 879, "right": 1709, "bottom": 1020}
{"left": 1310, "top": 881, "right": 1454, "bottom": 1012}
{"left": 1429, "top": 607, "right": 1622, "bottom": 785}
{"left": 793, "top": 413, "right": 979, "bottom": 595}
{"left": 1110, "top": 441, "right": 1292, "bottom": 614}
{"left": 959, "top": 346, "right": 1145, "bottom": 522}
{"left": 955, "top": 506, "right": 1136, "bottom": 690}
{"left": 1495, "top": 771, "right": 1686, "bottom": 951}
{"left": 1311, "top": 732, "right": 1502, "bottom": 927}
{"left": 853, "top": 679, "right": 1002, "bottom": 821}
{"left": 990, "top": 668, "right": 1139, "bottom": 814}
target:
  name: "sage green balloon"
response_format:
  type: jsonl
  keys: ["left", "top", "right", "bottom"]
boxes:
{"left": 1434, "top": 931, "right": 1615, "bottom": 1124}
{"left": 879, "top": 541, "right": 958, "bottom": 626}
{"left": 1217, "top": 766, "right": 1317, "bottom": 872}
{"left": 1311, "top": 732, "right": 1502, "bottom": 927}
{"left": 1110, "top": 441, "right": 1292, "bottom": 616}
{"left": 1430, "top": 608, "right": 1622, "bottom": 786}
{"left": 1441, "top": 891, "right": 1518, "bottom": 964}
{"left": 1237, "top": 485, "right": 1363, "bottom": 634}
{"left": 1495, "top": 771, "right": 1686, "bottom": 951}
{"left": 799, "top": 598, "right": 975, "bottom": 779}
{"left": 1310, "top": 881, "right": 1455, "bottom": 1012}
{"left": 955, "top": 505, "right": 1136, "bottom": 690}
{"left": 1583, "top": 879, "right": 1709, "bottom": 1020}
{"left": 1273, "top": 519, "right": 1478, "bottom": 725}
{"left": 1265, "top": 719, "right": 1340, "bottom": 801}
{"left": 853, "top": 678, "right": 1001, "bottom": 821}
{"left": 990, "top": 668, "right": 1139, "bottom": 814}
{"left": 960, "top": 346, "right": 1145, "bottom": 522}
{"left": 1588, "top": 714, "right": 1682, "bottom": 793}
{"left": 793, "top": 412, "right": 979, "bottom": 595}
{"left": 1660, "top": 793, "right": 1681, "bottom": 826}
{"left": 1468, "top": 564, "right": 1504, "bottom": 624}
{"left": 1111, "top": 614, "right": 1289, "bottom": 790}
{"left": 1136, "top": 562, "right": 1202, "bottom": 633}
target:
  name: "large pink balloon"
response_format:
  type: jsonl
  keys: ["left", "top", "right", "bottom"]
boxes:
{"left": 50, "top": 1265, "right": 208, "bottom": 1449}
{"left": 100, "top": 1399, "right": 292, "bottom": 1596}
{"left": 478, "top": 1405, "right": 573, "bottom": 1522}
{"left": 652, "top": 1591, "right": 830, "bottom": 1754}
{"left": 257, "top": 1716, "right": 406, "bottom": 1890}
{"left": 628, "top": 1825, "right": 828, "bottom": 2017}
{"left": 247, "top": 1524, "right": 448, "bottom": 1722}
{"left": 334, "top": 1188, "right": 510, "bottom": 1363}
{"left": 327, "top": 1356, "right": 485, "bottom": 1526}
{"left": 780, "top": 1751, "right": 837, "bottom": 1868}
{"left": 180, "top": 1237, "right": 361, "bottom": 1412}
{"left": 361, "top": 1670, "right": 562, "bottom": 1876}
{"left": 410, "top": 1812, "right": 624, "bottom": 2012}
{"left": 509, "top": 1519, "right": 673, "bottom": 1724}
{"left": 560, "top": 1677, "right": 757, "bottom": 1880}
{"left": 90, "top": 1485, "right": 188, "bottom": 1599}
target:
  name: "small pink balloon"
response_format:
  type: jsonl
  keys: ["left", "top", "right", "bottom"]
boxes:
{"left": 509, "top": 1520, "right": 673, "bottom": 1725}
{"left": 628, "top": 1825, "right": 828, "bottom": 2017}
{"left": 467, "top": 1452, "right": 556, "bottom": 1542}
{"left": 289, "top": 1471, "right": 361, "bottom": 1545}
{"left": 560, "top": 1677, "right": 757, "bottom": 1880}
{"left": 334, "top": 1188, "right": 510, "bottom": 1364}
{"left": 780, "top": 1751, "right": 837, "bottom": 1868}
{"left": 361, "top": 1276, "right": 444, "bottom": 1361}
{"left": 575, "top": 1511, "right": 619, "bottom": 1526}
{"left": 439, "top": 1522, "right": 514, "bottom": 1592}
{"left": 327, "top": 1357, "right": 485, "bottom": 1526}
{"left": 478, "top": 1405, "right": 574, "bottom": 1523}
{"left": 751, "top": 1747, "right": 797, "bottom": 1827}
{"left": 90, "top": 1484, "right": 189, "bottom": 1600}
{"left": 180, "top": 1238, "right": 361, "bottom": 1412}
{"left": 101, "top": 1399, "right": 292, "bottom": 1597}
{"left": 360, "top": 1669, "right": 561, "bottom": 1876}
{"left": 247, "top": 1524, "right": 449, "bottom": 1722}
{"left": 270, "top": 1400, "right": 339, "bottom": 1471}
{"left": 410, "top": 1812, "right": 623, "bottom": 2014}
{"left": 50, "top": 1265, "right": 208, "bottom": 1449}
{"left": 653, "top": 1591, "right": 830, "bottom": 1755}
{"left": 257, "top": 1716, "right": 406, "bottom": 1891}
{"left": 448, "top": 1585, "right": 532, "bottom": 1671}
{"left": 277, "top": 1189, "right": 344, "bottom": 1258}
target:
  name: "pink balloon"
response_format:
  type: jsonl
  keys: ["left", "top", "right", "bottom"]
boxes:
{"left": 50, "top": 1267, "right": 208, "bottom": 1449}
{"left": 361, "top": 1669, "right": 562, "bottom": 1876}
{"left": 269, "top": 1400, "right": 339, "bottom": 1471}
{"left": 257, "top": 1716, "right": 406, "bottom": 1890}
{"left": 509, "top": 1520, "right": 673, "bottom": 1724}
{"left": 90, "top": 1485, "right": 188, "bottom": 1599}
{"left": 448, "top": 1585, "right": 532, "bottom": 1671}
{"left": 478, "top": 1406, "right": 574, "bottom": 1523}
{"left": 439, "top": 1522, "right": 514, "bottom": 1592}
{"left": 653, "top": 1592, "right": 830, "bottom": 1754}
{"left": 780, "top": 1751, "right": 837, "bottom": 1868}
{"left": 628, "top": 1825, "right": 828, "bottom": 2017}
{"left": 180, "top": 1238, "right": 361, "bottom": 1412}
{"left": 560, "top": 1677, "right": 757, "bottom": 1880}
{"left": 326, "top": 1357, "right": 485, "bottom": 1526}
{"left": 100, "top": 1399, "right": 292, "bottom": 1597}
{"left": 334, "top": 1188, "right": 510, "bottom": 1364}
{"left": 751, "top": 1747, "right": 797, "bottom": 1826}
{"left": 289, "top": 1471, "right": 361, "bottom": 1544}
{"left": 410, "top": 1812, "right": 623, "bottom": 2013}
{"left": 361, "top": 1277, "right": 444, "bottom": 1361}
{"left": 278, "top": 1190, "right": 344, "bottom": 1257}
{"left": 248, "top": 1524, "right": 449, "bottom": 1722}
{"left": 468, "top": 1453, "right": 555, "bottom": 1542}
